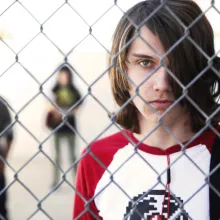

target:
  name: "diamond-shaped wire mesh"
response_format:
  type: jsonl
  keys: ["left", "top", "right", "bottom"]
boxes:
{"left": 0, "top": 0, "right": 220, "bottom": 219}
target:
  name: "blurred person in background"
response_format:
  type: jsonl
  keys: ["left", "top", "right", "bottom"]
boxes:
{"left": 46, "top": 66, "right": 82, "bottom": 188}
{"left": 0, "top": 97, "right": 13, "bottom": 220}
{"left": 73, "top": 0, "right": 220, "bottom": 219}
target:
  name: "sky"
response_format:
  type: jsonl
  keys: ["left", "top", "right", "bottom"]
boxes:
{"left": 0, "top": 0, "right": 219, "bottom": 54}
{"left": 0, "top": 0, "right": 142, "bottom": 53}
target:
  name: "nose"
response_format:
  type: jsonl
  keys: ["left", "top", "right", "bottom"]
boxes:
{"left": 152, "top": 67, "right": 172, "bottom": 92}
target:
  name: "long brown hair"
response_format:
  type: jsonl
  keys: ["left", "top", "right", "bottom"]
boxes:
{"left": 109, "top": 0, "right": 220, "bottom": 133}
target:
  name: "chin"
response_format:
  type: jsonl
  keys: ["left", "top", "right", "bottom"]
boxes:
{"left": 144, "top": 111, "right": 173, "bottom": 124}
{"left": 143, "top": 107, "right": 165, "bottom": 118}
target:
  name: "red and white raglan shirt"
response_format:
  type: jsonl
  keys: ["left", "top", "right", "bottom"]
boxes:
{"left": 73, "top": 127, "right": 218, "bottom": 220}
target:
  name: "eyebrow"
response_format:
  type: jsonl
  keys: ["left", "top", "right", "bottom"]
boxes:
{"left": 131, "top": 53, "right": 157, "bottom": 60}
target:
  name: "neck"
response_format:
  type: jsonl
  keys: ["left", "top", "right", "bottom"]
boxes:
{"left": 134, "top": 115, "right": 195, "bottom": 150}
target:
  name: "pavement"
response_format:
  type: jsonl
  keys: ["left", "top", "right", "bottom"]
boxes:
{"left": 5, "top": 145, "right": 75, "bottom": 220}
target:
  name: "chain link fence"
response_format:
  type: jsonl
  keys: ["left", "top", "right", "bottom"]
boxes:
{"left": 0, "top": 0, "right": 220, "bottom": 219}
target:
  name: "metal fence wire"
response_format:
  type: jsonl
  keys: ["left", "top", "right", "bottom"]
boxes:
{"left": 0, "top": 0, "right": 220, "bottom": 219}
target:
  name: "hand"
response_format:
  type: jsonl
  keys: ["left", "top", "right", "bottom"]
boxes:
{"left": 52, "top": 109, "right": 62, "bottom": 123}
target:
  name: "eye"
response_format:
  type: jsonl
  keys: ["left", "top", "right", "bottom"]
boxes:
{"left": 139, "top": 60, "right": 153, "bottom": 67}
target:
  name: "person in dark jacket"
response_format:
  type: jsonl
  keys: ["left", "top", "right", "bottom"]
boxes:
{"left": 47, "top": 66, "right": 82, "bottom": 187}
{"left": 0, "top": 97, "right": 13, "bottom": 220}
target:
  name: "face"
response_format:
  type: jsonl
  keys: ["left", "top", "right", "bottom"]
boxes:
{"left": 126, "top": 26, "right": 188, "bottom": 128}
{"left": 58, "top": 71, "right": 69, "bottom": 86}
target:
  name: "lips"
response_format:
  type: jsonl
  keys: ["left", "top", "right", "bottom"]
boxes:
{"left": 149, "top": 100, "right": 173, "bottom": 108}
